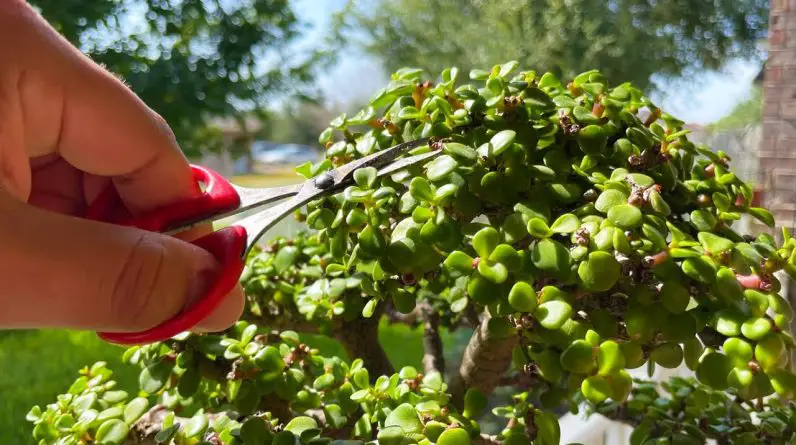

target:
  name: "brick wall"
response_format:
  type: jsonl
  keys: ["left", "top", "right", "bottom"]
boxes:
{"left": 761, "top": 0, "right": 796, "bottom": 369}
{"left": 762, "top": 0, "right": 796, "bottom": 230}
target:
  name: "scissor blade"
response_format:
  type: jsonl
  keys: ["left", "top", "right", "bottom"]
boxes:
{"left": 376, "top": 150, "right": 440, "bottom": 178}
{"left": 334, "top": 137, "right": 434, "bottom": 183}
{"left": 162, "top": 182, "right": 305, "bottom": 235}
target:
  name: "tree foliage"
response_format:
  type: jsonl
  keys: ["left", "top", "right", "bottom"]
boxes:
{"left": 29, "top": 0, "right": 334, "bottom": 157}
{"left": 28, "top": 62, "right": 796, "bottom": 445}
{"left": 263, "top": 103, "right": 340, "bottom": 149}
{"left": 708, "top": 86, "right": 763, "bottom": 133}
{"left": 335, "top": 0, "right": 768, "bottom": 92}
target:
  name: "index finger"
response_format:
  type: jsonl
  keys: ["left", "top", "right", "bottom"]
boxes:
{"left": 12, "top": 1, "right": 200, "bottom": 214}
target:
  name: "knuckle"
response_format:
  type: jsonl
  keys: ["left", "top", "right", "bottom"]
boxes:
{"left": 149, "top": 111, "right": 178, "bottom": 144}
{"left": 109, "top": 233, "right": 181, "bottom": 330}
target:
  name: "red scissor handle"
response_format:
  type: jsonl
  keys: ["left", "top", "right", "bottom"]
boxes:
{"left": 86, "top": 165, "right": 248, "bottom": 345}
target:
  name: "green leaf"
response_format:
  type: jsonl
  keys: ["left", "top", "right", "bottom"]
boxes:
{"left": 467, "top": 275, "right": 501, "bottom": 305}
{"left": 240, "top": 417, "right": 270, "bottom": 445}
{"left": 550, "top": 213, "right": 580, "bottom": 233}
{"left": 477, "top": 261, "right": 508, "bottom": 284}
{"left": 508, "top": 281, "right": 537, "bottom": 312}
{"left": 95, "top": 419, "right": 129, "bottom": 445}
{"left": 437, "top": 428, "right": 471, "bottom": 445}
{"left": 444, "top": 251, "right": 474, "bottom": 275}
{"left": 280, "top": 330, "right": 300, "bottom": 346}
{"left": 534, "top": 300, "right": 572, "bottom": 330}
{"left": 527, "top": 218, "right": 553, "bottom": 238}
{"left": 561, "top": 340, "right": 596, "bottom": 374}
{"left": 488, "top": 244, "right": 521, "bottom": 270}
{"left": 581, "top": 375, "right": 611, "bottom": 403}
{"left": 123, "top": 398, "right": 149, "bottom": 425}
{"left": 472, "top": 227, "right": 500, "bottom": 258}
{"left": 648, "top": 189, "right": 671, "bottom": 216}
{"left": 628, "top": 173, "right": 654, "bottom": 187}
{"left": 463, "top": 388, "right": 488, "bottom": 419}
{"left": 748, "top": 207, "right": 775, "bottom": 227}
{"left": 595, "top": 189, "right": 628, "bottom": 213}
{"left": 434, "top": 183, "right": 459, "bottom": 201}
{"left": 597, "top": 340, "right": 625, "bottom": 375}
{"left": 690, "top": 209, "right": 717, "bottom": 231}
{"left": 409, "top": 177, "right": 434, "bottom": 201}
{"left": 723, "top": 337, "right": 753, "bottom": 368}
{"left": 155, "top": 424, "right": 179, "bottom": 443}
{"left": 25, "top": 406, "right": 41, "bottom": 423}
{"left": 353, "top": 167, "right": 378, "bottom": 189}
{"left": 650, "top": 342, "right": 683, "bottom": 368}
{"left": 696, "top": 352, "right": 732, "bottom": 390}
{"left": 362, "top": 298, "right": 377, "bottom": 318}
{"left": 741, "top": 317, "right": 772, "bottom": 340}
{"left": 443, "top": 142, "right": 477, "bottom": 161}
{"left": 698, "top": 232, "right": 734, "bottom": 255}
{"left": 532, "top": 238, "right": 571, "bottom": 279}
{"left": 659, "top": 280, "right": 690, "bottom": 314}
{"left": 384, "top": 403, "right": 423, "bottom": 434}
{"left": 285, "top": 416, "right": 318, "bottom": 436}
{"left": 577, "top": 125, "right": 608, "bottom": 155}
{"left": 607, "top": 204, "right": 642, "bottom": 229}
{"left": 184, "top": 413, "right": 209, "bottom": 438}
{"left": 578, "top": 251, "right": 620, "bottom": 292}
{"left": 534, "top": 409, "right": 561, "bottom": 445}
{"left": 490, "top": 130, "right": 516, "bottom": 155}
{"left": 138, "top": 359, "right": 173, "bottom": 395}
{"left": 426, "top": 155, "right": 458, "bottom": 181}
{"left": 274, "top": 245, "right": 299, "bottom": 274}
{"left": 398, "top": 106, "right": 421, "bottom": 120}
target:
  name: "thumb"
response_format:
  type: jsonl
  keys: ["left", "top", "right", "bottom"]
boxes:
{"left": 0, "top": 192, "right": 244, "bottom": 333}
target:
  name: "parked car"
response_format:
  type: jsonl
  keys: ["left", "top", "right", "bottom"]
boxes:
{"left": 251, "top": 141, "right": 320, "bottom": 165}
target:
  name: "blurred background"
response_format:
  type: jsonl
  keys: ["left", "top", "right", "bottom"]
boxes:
{"left": 1, "top": 0, "right": 783, "bottom": 443}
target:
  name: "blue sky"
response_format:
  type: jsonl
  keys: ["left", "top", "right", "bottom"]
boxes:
{"left": 292, "top": 0, "right": 762, "bottom": 125}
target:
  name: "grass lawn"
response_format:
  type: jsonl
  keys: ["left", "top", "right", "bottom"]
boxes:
{"left": 0, "top": 330, "right": 138, "bottom": 444}
{"left": 0, "top": 173, "right": 470, "bottom": 443}
{"left": 230, "top": 169, "right": 304, "bottom": 188}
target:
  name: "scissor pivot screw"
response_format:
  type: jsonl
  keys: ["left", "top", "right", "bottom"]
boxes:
{"left": 314, "top": 172, "right": 334, "bottom": 189}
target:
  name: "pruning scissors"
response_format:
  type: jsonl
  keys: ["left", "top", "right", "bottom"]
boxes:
{"left": 86, "top": 137, "right": 438, "bottom": 345}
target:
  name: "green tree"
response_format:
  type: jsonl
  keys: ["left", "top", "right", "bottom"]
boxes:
{"left": 28, "top": 62, "right": 796, "bottom": 445}
{"left": 335, "top": 0, "right": 768, "bottom": 92}
{"left": 29, "top": 0, "right": 335, "bottom": 157}
{"left": 265, "top": 102, "right": 339, "bottom": 148}
{"left": 708, "top": 86, "right": 763, "bottom": 132}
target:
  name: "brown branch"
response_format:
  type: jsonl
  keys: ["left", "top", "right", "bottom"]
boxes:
{"left": 260, "top": 395, "right": 292, "bottom": 424}
{"left": 595, "top": 403, "right": 644, "bottom": 428}
{"left": 498, "top": 372, "right": 539, "bottom": 389}
{"left": 448, "top": 312, "right": 518, "bottom": 409}
{"left": 420, "top": 302, "right": 445, "bottom": 376}
{"left": 697, "top": 326, "right": 727, "bottom": 349}
{"left": 333, "top": 301, "right": 395, "bottom": 380}
{"left": 245, "top": 297, "right": 394, "bottom": 380}
{"left": 385, "top": 301, "right": 422, "bottom": 325}
{"left": 123, "top": 405, "right": 230, "bottom": 444}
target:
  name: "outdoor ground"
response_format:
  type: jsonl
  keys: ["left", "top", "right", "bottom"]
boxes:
{"left": 0, "top": 171, "right": 469, "bottom": 444}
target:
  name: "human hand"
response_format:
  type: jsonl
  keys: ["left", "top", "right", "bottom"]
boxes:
{"left": 0, "top": 1, "right": 245, "bottom": 335}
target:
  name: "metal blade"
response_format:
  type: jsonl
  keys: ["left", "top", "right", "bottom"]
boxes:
{"left": 163, "top": 182, "right": 304, "bottom": 235}
{"left": 333, "top": 137, "right": 434, "bottom": 184}
{"left": 375, "top": 150, "right": 440, "bottom": 178}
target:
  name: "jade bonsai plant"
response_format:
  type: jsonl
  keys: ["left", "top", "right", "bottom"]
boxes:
{"left": 26, "top": 62, "right": 796, "bottom": 445}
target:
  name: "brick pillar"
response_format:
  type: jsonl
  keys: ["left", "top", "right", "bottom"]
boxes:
{"left": 760, "top": 0, "right": 796, "bottom": 369}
